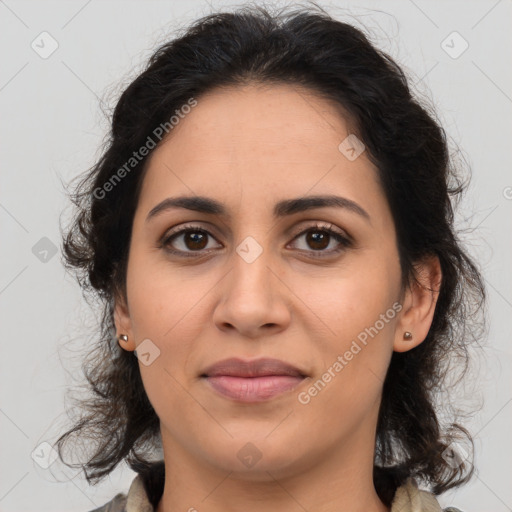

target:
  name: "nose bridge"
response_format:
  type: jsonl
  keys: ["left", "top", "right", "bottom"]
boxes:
{"left": 231, "top": 233, "right": 274, "bottom": 300}
{"left": 226, "top": 201, "right": 276, "bottom": 289}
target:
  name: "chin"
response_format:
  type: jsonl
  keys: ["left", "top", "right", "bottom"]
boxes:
{"left": 198, "top": 434, "right": 309, "bottom": 480}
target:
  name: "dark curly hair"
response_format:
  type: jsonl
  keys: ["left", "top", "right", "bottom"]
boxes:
{"left": 55, "top": 3, "right": 486, "bottom": 507}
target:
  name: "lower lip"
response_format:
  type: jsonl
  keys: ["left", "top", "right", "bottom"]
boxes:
{"left": 204, "top": 375, "right": 305, "bottom": 402}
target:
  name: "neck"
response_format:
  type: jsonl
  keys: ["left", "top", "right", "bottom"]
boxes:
{"left": 156, "top": 430, "right": 390, "bottom": 512}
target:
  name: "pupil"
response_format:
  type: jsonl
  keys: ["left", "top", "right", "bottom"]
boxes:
{"left": 308, "top": 231, "right": 329, "bottom": 250}
{"left": 186, "top": 232, "right": 207, "bottom": 250}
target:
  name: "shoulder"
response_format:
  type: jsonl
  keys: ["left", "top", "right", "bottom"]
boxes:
{"left": 86, "top": 470, "right": 155, "bottom": 512}
{"left": 85, "top": 460, "right": 164, "bottom": 512}
{"left": 391, "top": 477, "right": 465, "bottom": 512}
{"left": 87, "top": 492, "right": 127, "bottom": 512}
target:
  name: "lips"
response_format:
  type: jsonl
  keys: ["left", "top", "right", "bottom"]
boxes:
{"left": 201, "top": 357, "right": 306, "bottom": 378}
{"left": 201, "top": 357, "right": 307, "bottom": 402}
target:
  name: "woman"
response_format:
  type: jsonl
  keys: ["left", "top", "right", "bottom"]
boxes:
{"left": 56, "top": 4, "right": 485, "bottom": 512}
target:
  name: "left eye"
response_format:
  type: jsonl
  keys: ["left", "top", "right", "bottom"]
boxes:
{"left": 160, "top": 223, "right": 351, "bottom": 258}
{"left": 289, "top": 225, "right": 351, "bottom": 256}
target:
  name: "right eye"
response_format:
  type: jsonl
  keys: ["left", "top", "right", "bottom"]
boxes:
{"left": 160, "top": 224, "right": 222, "bottom": 256}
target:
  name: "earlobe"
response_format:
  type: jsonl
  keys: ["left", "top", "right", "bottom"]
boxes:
{"left": 393, "top": 255, "right": 442, "bottom": 353}
{"left": 114, "top": 295, "right": 136, "bottom": 352}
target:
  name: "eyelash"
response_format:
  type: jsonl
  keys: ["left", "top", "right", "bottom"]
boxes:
{"left": 159, "top": 222, "right": 353, "bottom": 259}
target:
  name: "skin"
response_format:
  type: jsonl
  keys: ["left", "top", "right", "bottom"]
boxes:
{"left": 114, "top": 83, "right": 441, "bottom": 512}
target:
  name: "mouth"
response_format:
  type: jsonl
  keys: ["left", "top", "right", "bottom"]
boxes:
{"left": 200, "top": 357, "right": 308, "bottom": 403}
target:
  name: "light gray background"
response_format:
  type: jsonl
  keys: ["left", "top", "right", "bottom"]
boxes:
{"left": 1, "top": 0, "right": 511, "bottom": 511}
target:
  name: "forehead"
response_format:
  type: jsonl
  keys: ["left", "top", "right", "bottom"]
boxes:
{"left": 137, "top": 83, "right": 387, "bottom": 227}
{"left": 161, "top": 83, "right": 356, "bottom": 154}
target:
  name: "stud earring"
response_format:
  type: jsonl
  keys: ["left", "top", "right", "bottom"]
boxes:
{"left": 403, "top": 331, "right": 413, "bottom": 341}
{"left": 117, "top": 333, "right": 136, "bottom": 352}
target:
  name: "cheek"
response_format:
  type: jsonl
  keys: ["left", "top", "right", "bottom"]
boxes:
{"left": 302, "top": 253, "right": 400, "bottom": 340}
{"left": 297, "top": 275, "right": 397, "bottom": 437}
{"left": 125, "top": 248, "right": 208, "bottom": 342}
{"left": 124, "top": 250, "right": 215, "bottom": 410}
{"left": 297, "top": 249, "right": 400, "bottom": 403}
{"left": 125, "top": 256, "right": 203, "bottom": 426}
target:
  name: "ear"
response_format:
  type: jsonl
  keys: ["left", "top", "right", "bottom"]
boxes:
{"left": 394, "top": 255, "right": 442, "bottom": 352}
{"left": 113, "top": 293, "right": 136, "bottom": 352}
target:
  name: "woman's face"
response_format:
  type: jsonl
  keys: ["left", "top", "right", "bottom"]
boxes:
{"left": 115, "top": 83, "right": 417, "bottom": 479}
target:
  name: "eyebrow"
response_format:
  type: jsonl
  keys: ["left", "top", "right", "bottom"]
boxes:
{"left": 145, "top": 194, "right": 371, "bottom": 224}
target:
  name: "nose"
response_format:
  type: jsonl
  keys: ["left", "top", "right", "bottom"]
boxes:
{"left": 212, "top": 245, "right": 291, "bottom": 339}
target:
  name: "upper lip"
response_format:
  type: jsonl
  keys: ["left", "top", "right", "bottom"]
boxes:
{"left": 201, "top": 357, "right": 307, "bottom": 378}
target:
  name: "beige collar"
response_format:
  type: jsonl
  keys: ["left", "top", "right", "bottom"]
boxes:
{"left": 390, "top": 477, "right": 443, "bottom": 512}
{"left": 124, "top": 473, "right": 443, "bottom": 512}
{"left": 126, "top": 474, "right": 153, "bottom": 512}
